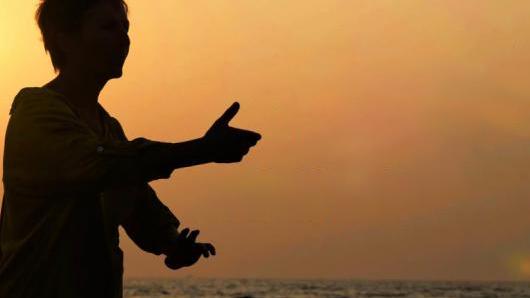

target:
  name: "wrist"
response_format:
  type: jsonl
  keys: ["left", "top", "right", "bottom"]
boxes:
{"left": 196, "top": 137, "right": 215, "bottom": 164}
{"left": 160, "top": 227, "right": 180, "bottom": 256}
{"left": 168, "top": 137, "right": 214, "bottom": 169}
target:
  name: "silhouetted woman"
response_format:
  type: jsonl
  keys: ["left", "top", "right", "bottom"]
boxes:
{"left": 0, "top": 0, "right": 261, "bottom": 297}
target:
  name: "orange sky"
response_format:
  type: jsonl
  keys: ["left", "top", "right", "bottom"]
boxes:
{"left": 1, "top": 0, "right": 530, "bottom": 281}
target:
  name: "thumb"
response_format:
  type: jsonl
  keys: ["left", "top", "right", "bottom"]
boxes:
{"left": 215, "top": 102, "right": 239, "bottom": 127}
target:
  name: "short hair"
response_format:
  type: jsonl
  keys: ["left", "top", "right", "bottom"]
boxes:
{"left": 35, "top": 0, "right": 128, "bottom": 73}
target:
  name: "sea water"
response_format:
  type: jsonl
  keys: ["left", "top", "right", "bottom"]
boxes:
{"left": 123, "top": 278, "right": 530, "bottom": 298}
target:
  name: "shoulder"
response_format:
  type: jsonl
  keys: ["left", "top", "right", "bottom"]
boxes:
{"left": 104, "top": 112, "right": 128, "bottom": 141}
{"left": 9, "top": 87, "right": 75, "bottom": 118}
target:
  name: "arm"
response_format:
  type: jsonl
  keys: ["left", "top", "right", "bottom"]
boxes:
{"left": 108, "top": 114, "right": 182, "bottom": 256}
{"left": 119, "top": 183, "right": 180, "bottom": 256}
{"left": 3, "top": 91, "right": 212, "bottom": 196}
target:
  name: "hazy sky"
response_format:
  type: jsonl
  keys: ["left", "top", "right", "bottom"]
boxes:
{"left": 1, "top": 0, "right": 530, "bottom": 281}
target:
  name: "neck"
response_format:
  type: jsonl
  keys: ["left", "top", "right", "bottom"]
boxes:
{"left": 44, "top": 68, "right": 108, "bottom": 116}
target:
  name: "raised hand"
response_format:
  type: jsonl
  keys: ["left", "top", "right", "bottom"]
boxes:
{"left": 163, "top": 228, "right": 216, "bottom": 270}
{"left": 202, "top": 102, "right": 262, "bottom": 163}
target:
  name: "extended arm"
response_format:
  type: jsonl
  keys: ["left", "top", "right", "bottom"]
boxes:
{"left": 3, "top": 90, "right": 212, "bottom": 197}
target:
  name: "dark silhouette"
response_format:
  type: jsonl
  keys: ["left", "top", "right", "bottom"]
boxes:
{"left": 0, "top": 0, "right": 261, "bottom": 297}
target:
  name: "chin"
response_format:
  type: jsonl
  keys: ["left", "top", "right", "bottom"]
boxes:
{"left": 107, "top": 68, "right": 124, "bottom": 80}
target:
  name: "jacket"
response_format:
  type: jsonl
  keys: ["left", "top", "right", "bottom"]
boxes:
{"left": 0, "top": 87, "right": 181, "bottom": 298}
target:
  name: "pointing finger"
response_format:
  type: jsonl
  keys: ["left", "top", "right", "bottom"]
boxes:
{"left": 232, "top": 127, "right": 262, "bottom": 142}
{"left": 216, "top": 102, "right": 239, "bottom": 127}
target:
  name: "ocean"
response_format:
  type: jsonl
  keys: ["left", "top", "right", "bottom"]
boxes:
{"left": 123, "top": 278, "right": 530, "bottom": 298}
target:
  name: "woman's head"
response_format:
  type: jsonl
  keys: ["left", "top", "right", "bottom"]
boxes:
{"left": 36, "top": 0, "right": 130, "bottom": 80}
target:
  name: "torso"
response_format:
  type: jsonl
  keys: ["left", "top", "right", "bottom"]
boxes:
{"left": 82, "top": 107, "right": 106, "bottom": 137}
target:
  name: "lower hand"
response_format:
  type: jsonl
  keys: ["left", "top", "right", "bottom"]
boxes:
{"left": 163, "top": 228, "right": 216, "bottom": 270}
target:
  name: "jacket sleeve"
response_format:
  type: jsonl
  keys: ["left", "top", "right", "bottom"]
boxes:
{"left": 108, "top": 116, "right": 180, "bottom": 256}
{"left": 3, "top": 90, "right": 178, "bottom": 196}
{"left": 119, "top": 183, "right": 180, "bottom": 256}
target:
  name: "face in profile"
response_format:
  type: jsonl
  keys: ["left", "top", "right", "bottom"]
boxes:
{"left": 66, "top": 2, "right": 130, "bottom": 80}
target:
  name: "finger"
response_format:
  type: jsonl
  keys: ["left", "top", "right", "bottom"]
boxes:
{"left": 202, "top": 247, "right": 210, "bottom": 258}
{"left": 229, "top": 146, "right": 250, "bottom": 159}
{"left": 227, "top": 141, "right": 255, "bottom": 154}
{"left": 188, "top": 230, "right": 200, "bottom": 243}
{"left": 232, "top": 128, "right": 262, "bottom": 144}
{"left": 216, "top": 102, "right": 239, "bottom": 127}
{"left": 237, "top": 138, "right": 258, "bottom": 148}
{"left": 206, "top": 243, "right": 216, "bottom": 256}
{"left": 178, "top": 228, "right": 190, "bottom": 240}
{"left": 240, "top": 147, "right": 250, "bottom": 156}
{"left": 231, "top": 127, "right": 261, "bottom": 140}
{"left": 222, "top": 154, "right": 244, "bottom": 162}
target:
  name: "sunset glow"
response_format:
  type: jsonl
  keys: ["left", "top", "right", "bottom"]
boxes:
{"left": 1, "top": 0, "right": 530, "bottom": 281}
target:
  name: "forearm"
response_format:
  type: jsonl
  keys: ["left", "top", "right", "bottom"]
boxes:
{"left": 123, "top": 137, "right": 213, "bottom": 188}
{"left": 123, "top": 220, "right": 179, "bottom": 256}
{"left": 120, "top": 183, "right": 181, "bottom": 256}
{"left": 85, "top": 137, "right": 214, "bottom": 191}
{"left": 169, "top": 137, "right": 213, "bottom": 169}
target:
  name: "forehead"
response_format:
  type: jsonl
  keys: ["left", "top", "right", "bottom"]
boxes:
{"left": 83, "top": 2, "right": 128, "bottom": 23}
